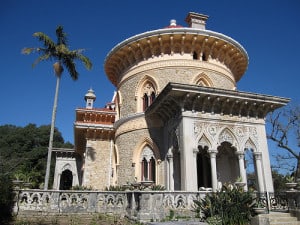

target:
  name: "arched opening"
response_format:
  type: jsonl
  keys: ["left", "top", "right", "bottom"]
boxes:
{"left": 245, "top": 148, "right": 257, "bottom": 190}
{"left": 140, "top": 81, "right": 156, "bottom": 111}
{"left": 59, "top": 169, "right": 73, "bottom": 190}
{"left": 197, "top": 146, "right": 211, "bottom": 189}
{"left": 140, "top": 146, "right": 156, "bottom": 182}
{"left": 217, "top": 142, "right": 239, "bottom": 184}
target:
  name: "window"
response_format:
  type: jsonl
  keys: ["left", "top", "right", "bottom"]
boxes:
{"left": 141, "top": 82, "right": 156, "bottom": 111}
{"left": 140, "top": 146, "right": 156, "bottom": 182}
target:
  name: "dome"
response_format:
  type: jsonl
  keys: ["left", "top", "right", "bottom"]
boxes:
{"left": 84, "top": 88, "right": 96, "bottom": 101}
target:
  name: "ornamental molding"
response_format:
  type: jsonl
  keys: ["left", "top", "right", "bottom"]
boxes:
{"left": 193, "top": 121, "right": 259, "bottom": 151}
{"left": 118, "top": 59, "right": 235, "bottom": 88}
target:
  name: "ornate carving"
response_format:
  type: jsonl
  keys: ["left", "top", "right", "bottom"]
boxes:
{"left": 219, "top": 129, "right": 234, "bottom": 143}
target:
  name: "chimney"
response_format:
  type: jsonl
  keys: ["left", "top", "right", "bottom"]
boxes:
{"left": 185, "top": 12, "right": 209, "bottom": 30}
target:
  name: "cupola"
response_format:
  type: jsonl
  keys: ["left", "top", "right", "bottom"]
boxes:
{"left": 84, "top": 88, "right": 96, "bottom": 109}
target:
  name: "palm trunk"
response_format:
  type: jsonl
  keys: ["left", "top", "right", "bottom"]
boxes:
{"left": 44, "top": 74, "right": 61, "bottom": 190}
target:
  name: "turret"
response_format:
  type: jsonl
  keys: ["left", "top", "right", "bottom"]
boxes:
{"left": 84, "top": 88, "right": 96, "bottom": 109}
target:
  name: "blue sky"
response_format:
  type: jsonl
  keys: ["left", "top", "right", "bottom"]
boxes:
{"left": 1, "top": 0, "right": 299, "bottom": 147}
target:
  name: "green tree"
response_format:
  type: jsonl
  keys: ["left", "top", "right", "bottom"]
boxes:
{"left": 22, "top": 26, "right": 92, "bottom": 189}
{"left": 0, "top": 124, "right": 72, "bottom": 222}
{"left": 0, "top": 124, "right": 72, "bottom": 187}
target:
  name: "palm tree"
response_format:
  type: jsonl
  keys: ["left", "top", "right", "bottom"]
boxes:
{"left": 22, "top": 25, "right": 92, "bottom": 190}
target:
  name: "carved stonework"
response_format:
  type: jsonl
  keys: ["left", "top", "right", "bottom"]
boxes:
{"left": 219, "top": 129, "right": 234, "bottom": 143}
{"left": 208, "top": 125, "right": 217, "bottom": 136}
{"left": 194, "top": 121, "right": 203, "bottom": 136}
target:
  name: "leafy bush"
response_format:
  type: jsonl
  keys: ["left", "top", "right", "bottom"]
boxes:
{"left": 194, "top": 184, "right": 254, "bottom": 225}
{"left": 0, "top": 174, "right": 15, "bottom": 224}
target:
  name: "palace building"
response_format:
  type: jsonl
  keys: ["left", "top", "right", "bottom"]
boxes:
{"left": 53, "top": 12, "right": 289, "bottom": 192}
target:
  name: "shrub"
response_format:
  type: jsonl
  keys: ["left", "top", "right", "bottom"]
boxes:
{"left": 194, "top": 184, "right": 254, "bottom": 225}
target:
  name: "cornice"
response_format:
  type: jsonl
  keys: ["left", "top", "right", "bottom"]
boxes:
{"left": 105, "top": 28, "right": 249, "bottom": 86}
{"left": 146, "top": 82, "right": 290, "bottom": 121}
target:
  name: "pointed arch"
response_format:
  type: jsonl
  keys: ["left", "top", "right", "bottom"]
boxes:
{"left": 197, "top": 134, "right": 212, "bottom": 150}
{"left": 192, "top": 72, "right": 213, "bottom": 87}
{"left": 62, "top": 163, "right": 72, "bottom": 172}
{"left": 218, "top": 127, "right": 238, "bottom": 149}
{"left": 132, "top": 137, "right": 160, "bottom": 163}
{"left": 132, "top": 137, "right": 160, "bottom": 182}
{"left": 243, "top": 138, "right": 258, "bottom": 152}
{"left": 135, "top": 75, "right": 159, "bottom": 112}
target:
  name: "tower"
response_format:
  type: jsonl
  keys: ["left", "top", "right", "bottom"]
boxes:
{"left": 84, "top": 88, "right": 96, "bottom": 109}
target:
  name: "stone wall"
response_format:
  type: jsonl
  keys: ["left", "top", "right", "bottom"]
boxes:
{"left": 83, "top": 139, "right": 113, "bottom": 190}
{"left": 14, "top": 189, "right": 208, "bottom": 222}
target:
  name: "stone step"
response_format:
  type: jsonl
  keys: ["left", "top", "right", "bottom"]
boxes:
{"left": 259, "top": 212, "right": 300, "bottom": 225}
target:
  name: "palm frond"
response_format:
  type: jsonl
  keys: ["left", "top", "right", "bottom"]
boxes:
{"left": 33, "top": 32, "right": 56, "bottom": 50}
{"left": 67, "top": 50, "right": 92, "bottom": 70}
{"left": 76, "top": 54, "right": 92, "bottom": 70}
{"left": 32, "top": 53, "right": 52, "bottom": 68}
{"left": 23, "top": 25, "right": 92, "bottom": 80}
{"left": 55, "top": 25, "right": 68, "bottom": 46}
{"left": 63, "top": 57, "right": 79, "bottom": 80}
{"left": 22, "top": 47, "right": 36, "bottom": 55}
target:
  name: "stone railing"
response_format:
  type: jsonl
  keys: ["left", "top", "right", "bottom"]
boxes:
{"left": 14, "top": 189, "right": 210, "bottom": 222}
{"left": 15, "top": 189, "right": 300, "bottom": 222}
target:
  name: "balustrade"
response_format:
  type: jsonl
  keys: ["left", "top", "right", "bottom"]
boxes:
{"left": 14, "top": 189, "right": 300, "bottom": 222}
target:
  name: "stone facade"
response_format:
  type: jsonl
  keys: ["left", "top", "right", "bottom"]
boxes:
{"left": 82, "top": 139, "right": 113, "bottom": 189}
{"left": 53, "top": 12, "right": 289, "bottom": 193}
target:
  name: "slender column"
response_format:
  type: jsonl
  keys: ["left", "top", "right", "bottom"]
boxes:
{"left": 57, "top": 173, "right": 61, "bottom": 190}
{"left": 236, "top": 151, "right": 247, "bottom": 191}
{"left": 253, "top": 152, "right": 264, "bottom": 193}
{"left": 167, "top": 153, "right": 174, "bottom": 191}
{"left": 209, "top": 150, "right": 218, "bottom": 192}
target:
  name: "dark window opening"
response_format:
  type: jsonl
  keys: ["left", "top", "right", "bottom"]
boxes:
{"left": 59, "top": 169, "right": 73, "bottom": 190}
{"left": 193, "top": 51, "right": 198, "bottom": 60}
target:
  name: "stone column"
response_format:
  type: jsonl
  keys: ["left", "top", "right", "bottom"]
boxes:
{"left": 209, "top": 150, "right": 218, "bottom": 192}
{"left": 236, "top": 151, "right": 247, "bottom": 191}
{"left": 167, "top": 153, "right": 174, "bottom": 191}
{"left": 253, "top": 152, "right": 265, "bottom": 193}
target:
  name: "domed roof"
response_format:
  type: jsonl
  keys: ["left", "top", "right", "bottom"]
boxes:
{"left": 84, "top": 88, "right": 96, "bottom": 101}
{"left": 105, "top": 12, "right": 248, "bottom": 86}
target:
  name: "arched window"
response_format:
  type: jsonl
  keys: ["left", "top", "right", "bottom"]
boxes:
{"left": 140, "top": 146, "right": 156, "bottom": 182}
{"left": 141, "top": 82, "right": 156, "bottom": 111}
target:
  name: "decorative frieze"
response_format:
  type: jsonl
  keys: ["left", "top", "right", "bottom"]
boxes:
{"left": 193, "top": 121, "right": 259, "bottom": 150}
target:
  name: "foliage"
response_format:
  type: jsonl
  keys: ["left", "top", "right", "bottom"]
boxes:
{"left": 150, "top": 184, "right": 166, "bottom": 191}
{"left": 105, "top": 185, "right": 127, "bottom": 191}
{"left": 22, "top": 25, "right": 92, "bottom": 80}
{"left": 285, "top": 174, "right": 295, "bottom": 183}
{"left": 0, "top": 171, "right": 15, "bottom": 224}
{"left": 272, "top": 170, "right": 288, "bottom": 192}
{"left": 194, "top": 184, "right": 254, "bottom": 225}
{"left": 0, "top": 123, "right": 73, "bottom": 188}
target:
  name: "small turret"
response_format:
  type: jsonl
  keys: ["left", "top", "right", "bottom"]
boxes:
{"left": 84, "top": 88, "right": 96, "bottom": 109}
